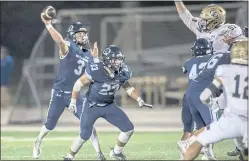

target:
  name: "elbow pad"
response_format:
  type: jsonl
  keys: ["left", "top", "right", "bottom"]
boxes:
{"left": 126, "top": 87, "right": 135, "bottom": 95}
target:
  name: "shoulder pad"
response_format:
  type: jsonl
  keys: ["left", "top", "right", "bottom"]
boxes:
{"left": 121, "top": 64, "right": 132, "bottom": 80}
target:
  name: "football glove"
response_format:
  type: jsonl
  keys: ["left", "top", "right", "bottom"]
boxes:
{"left": 68, "top": 99, "right": 77, "bottom": 113}
{"left": 137, "top": 98, "right": 153, "bottom": 109}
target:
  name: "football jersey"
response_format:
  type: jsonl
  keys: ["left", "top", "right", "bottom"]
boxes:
{"left": 52, "top": 39, "right": 93, "bottom": 91}
{"left": 215, "top": 64, "right": 248, "bottom": 117}
{"left": 189, "top": 53, "right": 230, "bottom": 91}
{"left": 85, "top": 58, "right": 132, "bottom": 104}
{"left": 179, "top": 10, "right": 243, "bottom": 53}
{"left": 183, "top": 55, "right": 212, "bottom": 83}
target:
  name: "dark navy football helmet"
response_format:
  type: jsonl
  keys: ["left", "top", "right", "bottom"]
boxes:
{"left": 102, "top": 45, "right": 125, "bottom": 71}
{"left": 191, "top": 38, "right": 213, "bottom": 57}
{"left": 66, "top": 22, "right": 89, "bottom": 45}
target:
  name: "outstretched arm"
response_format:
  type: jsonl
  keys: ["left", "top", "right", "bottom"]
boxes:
{"left": 40, "top": 12, "right": 68, "bottom": 58}
{"left": 122, "top": 81, "right": 152, "bottom": 108}
{"left": 175, "top": 0, "right": 199, "bottom": 35}
{"left": 200, "top": 77, "right": 223, "bottom": 104}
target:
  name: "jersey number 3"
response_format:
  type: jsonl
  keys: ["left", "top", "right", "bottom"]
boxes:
{"left": 233, "top": 75, "right": 248, "bottom": 100}
{"left": 74, "top": 59, "right": 85, "bottom": 75}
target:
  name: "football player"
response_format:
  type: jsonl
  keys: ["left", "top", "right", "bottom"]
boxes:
{"left": 178, "top": 39, "right": 234, "bottom": 160}
{"left": 183, "top": 38, "right": 248, "bottom": 161}
{"left": 33, "top": 12, "right": 104, "bottom": 160}
{"left": 175, "top": 0, "right": 243, "bottom": 53}
{"left": 179, "top": 38, "right": 213, "bottom": 159}
{"left": 63, "top": 45, "right": 152, "bottom": 160}
{"left": 226, "top": 25, "right": 248, "bottom": 158}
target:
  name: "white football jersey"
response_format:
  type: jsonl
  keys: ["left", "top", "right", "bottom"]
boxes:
{"left": 215, "top": 64, "right": 248, "bottom": 117}
{"left": 179, "top": 10, "right": 243, "bottom": 53}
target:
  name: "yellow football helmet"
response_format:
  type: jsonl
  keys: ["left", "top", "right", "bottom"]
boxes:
{"left": 230, "top": 38, "right": 248, "bottom": 65}
{"left": 200, "top": 4, "right": 226, "bottom": 31}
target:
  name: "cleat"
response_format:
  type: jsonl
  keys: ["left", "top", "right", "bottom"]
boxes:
{"left": 109, "top": 148, "right": 126, "bottom": 160}
{"left": 201, "top": 148, "right": 217, "bottom": 160}
{"left": 63, "top": 155, "right": 74, "bottom": 161}
{"left": 33, "top": 138, "right": 42, "bottom": 159}
{"left": 227, "top": 147, "right": 240, "bottom": 156}
{"left": 97, "top": 151, "right": 106, "bottom": 160}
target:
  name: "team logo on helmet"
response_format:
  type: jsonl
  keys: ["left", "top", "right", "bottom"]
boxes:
{"left": 103, "top": 48, "right": 111, "bottom": 55}
{"left": 210, "top": 10, "right": 218, "bottom": 17}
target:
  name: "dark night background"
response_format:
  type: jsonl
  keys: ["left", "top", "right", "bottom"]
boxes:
{"left": 1, "top": 1, "right": 235, "bottom": 59}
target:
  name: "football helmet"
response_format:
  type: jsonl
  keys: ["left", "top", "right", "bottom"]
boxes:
{"left": 102, "top": 45, "right": 125, "bottom": 71}
{"left": 199, "top": 4, "right": 226, "bottom": 31}
{"left": 230, "top": 38, "right": 248, "bottom": 65}
{"left": 191, "top": 38, "right": 213, "bottom": 57}
{"left": 66, "top": 22, "right": 89, "bottom": 45}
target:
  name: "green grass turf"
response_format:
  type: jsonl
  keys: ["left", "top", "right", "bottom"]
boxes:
{"left": 1, "top": 131, "right": 239, "bottom": 160}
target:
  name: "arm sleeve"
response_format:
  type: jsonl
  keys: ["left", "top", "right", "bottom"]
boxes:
{"left": 179, "top": 9, "right": 200, "bottom": 35}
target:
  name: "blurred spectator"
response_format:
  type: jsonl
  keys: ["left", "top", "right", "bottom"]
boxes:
{"left": 1, "top": 46, "right": 14, "bottom": 108}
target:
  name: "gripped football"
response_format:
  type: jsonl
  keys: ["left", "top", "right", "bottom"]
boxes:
{"left": 42, "top": 6, "right": 56, "bottom": 20}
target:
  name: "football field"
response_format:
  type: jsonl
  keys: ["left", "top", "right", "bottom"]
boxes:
{"left": 1, "top": 131, "right": 238, "bottom": 160}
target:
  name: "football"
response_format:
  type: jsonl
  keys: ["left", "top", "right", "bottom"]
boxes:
{"left": 42, "top": 6, "right": 56, "bottom": 20}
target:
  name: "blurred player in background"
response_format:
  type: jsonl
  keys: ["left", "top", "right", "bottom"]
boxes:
{"left": 63, "top": 45, "right": 152, "bottom": 160}
{"left": 179, "top": 38, "right": 213, "bottom": 159}
{"left": 184, "top": 38, "right": 248, "bottom": 161}
{"left": 33, "top": 10, "right": 104, "bottom": 160}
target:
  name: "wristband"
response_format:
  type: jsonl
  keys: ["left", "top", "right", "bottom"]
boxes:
{"left": 136, "top": 97, "right": 142, "bottom": 102}
{"left": 46, "top": 24, "right": 53, "bottom": 30}
{"left": 71, "top": 99, "right": 76, "bottom": 104}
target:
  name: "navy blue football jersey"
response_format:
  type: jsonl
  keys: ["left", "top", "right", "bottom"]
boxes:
{"left": 85, "top": 59, "right": 132, "bottom": 104}
{"left": 190, "top": 53, "right": 230, "bottom": 91}
{"left": 183, "top": 55, "right": 212, "bottom": 83}
{"left": 52, "top": 39, "right": 93, "bottom": 91}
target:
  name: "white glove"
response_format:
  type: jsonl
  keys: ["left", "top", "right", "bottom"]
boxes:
{"left": 68, "top": 99, "right": 77, "bottom": 113}
{"left": 137, "top": 97, "right": 153, "bottom": 108}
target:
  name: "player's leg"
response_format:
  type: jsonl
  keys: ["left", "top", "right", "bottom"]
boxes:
{"left": 33, "top": 89, "right": 66, "bottom": 159}
{"left": 181, "top": 94, "right": 193, "bottom": 140}
{"left": 72, "top": 95, "right": 104, "bottom": 160}
{"left": 184, "top": 111, "right": 242, "bottom": 160}
{"left": 177, "top": 93, "right": 205, "bottom": 155}
{"left": 103, "top": 103, "right": 134, "bottom": 160}
{"left": 64, "top": 100, "right": 102, "bottom": 160}
{"left": 192, "top": 92, "right": 218, "bottom": 160}
{"left": 179, "top": 94, "right": 193, "bottom": 159}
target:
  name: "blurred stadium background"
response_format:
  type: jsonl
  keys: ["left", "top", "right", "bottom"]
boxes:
{"left": 1, "top": 1, "right": 248, "bottom": 131}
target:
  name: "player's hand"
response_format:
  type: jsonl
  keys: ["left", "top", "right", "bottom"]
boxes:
{"left": 68, "top": 99, "right": 77, "bottom": 113}
{"left": 40, "top": 12, "right": 51, "bottom": 25}
{"left": 91, "top": 42, "right": 98, "bottom": 58}
{"left": 138, "top": 99, "right": 153, "bottom": 109}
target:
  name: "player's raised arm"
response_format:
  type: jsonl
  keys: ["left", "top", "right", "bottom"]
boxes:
{"left": 68, "top": 74, "right": 91, "bottom": 113}
{"left": 122, "top": 81, "right": 152, "bottom": 108}
{"left": 175, "top": 0, "right": 199, "bottom": 34}
{"left": 40, "top": 11, "right": 68, "bottom": 57}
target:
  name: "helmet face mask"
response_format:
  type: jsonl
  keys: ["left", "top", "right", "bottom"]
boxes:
{"left": 200, "top": 4, "right": 226, "bottom": 31}
{"left": 66, "top": 22, "right": 89, "bottom": 46}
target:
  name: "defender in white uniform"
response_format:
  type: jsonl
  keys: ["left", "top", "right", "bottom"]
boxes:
{"left": 183, "top": 38, "right": 248, "bottom": 161}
